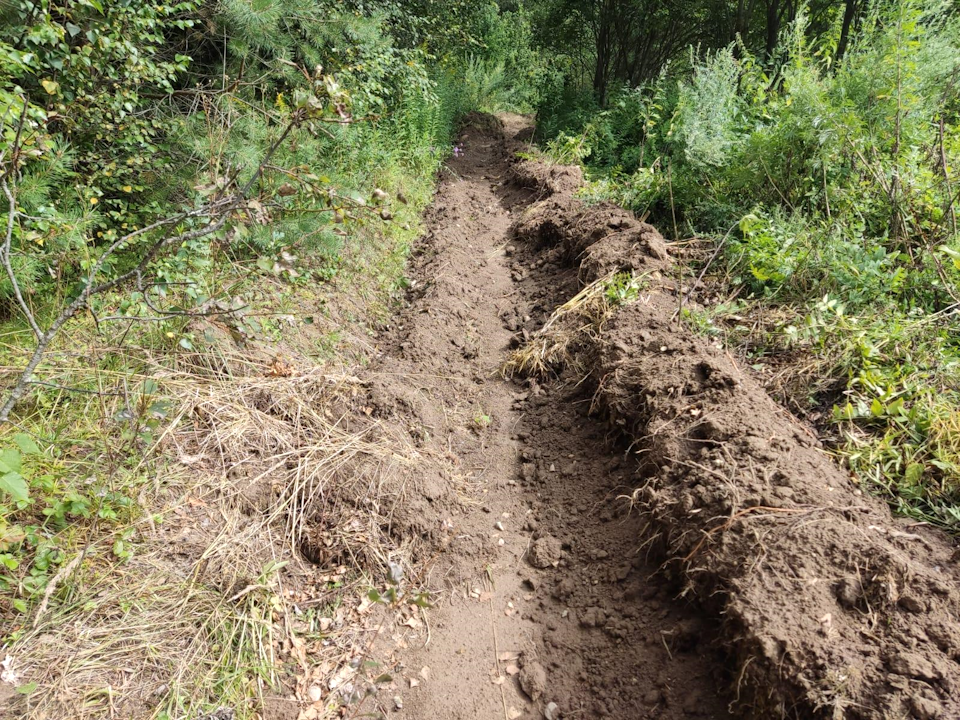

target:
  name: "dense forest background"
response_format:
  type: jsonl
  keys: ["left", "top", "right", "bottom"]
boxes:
{"left": 1, "top": 0, "right": 959, "bottom": 715}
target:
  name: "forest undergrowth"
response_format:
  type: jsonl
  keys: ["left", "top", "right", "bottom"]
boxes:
{"left": 534, "top": 0, "right": 960, "bottom": 532}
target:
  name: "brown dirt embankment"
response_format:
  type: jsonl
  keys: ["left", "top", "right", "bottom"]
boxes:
{"left": 510, "top": 159, "right": 960, "bottom": 719}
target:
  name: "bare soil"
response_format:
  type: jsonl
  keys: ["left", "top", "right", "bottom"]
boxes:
{"left": 360, "top": 112, "right": 731, "bottom": 719}
{"left": 359, "top": 113, "right": 960, "bottom": 720}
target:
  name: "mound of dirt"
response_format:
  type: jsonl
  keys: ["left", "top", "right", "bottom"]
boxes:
{"left": 511, "top": 159, "right": 584, "bottom": 198}
{"left": 511, "top": 162, "right": 960, "bottom": 718}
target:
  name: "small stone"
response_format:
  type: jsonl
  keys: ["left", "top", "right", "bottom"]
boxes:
{"left": 307, "top": 686, "right": 323, "bottom": 702}
{"left": 544, "top": 701, "right": 560, "bottom": 720}
{"left": 393, "top": 696, "right": 403, "bottom": 710}
{"left": 495, "top": 521, "right": 504, "bottom": 531}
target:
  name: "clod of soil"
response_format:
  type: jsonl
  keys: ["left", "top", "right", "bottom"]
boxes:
{"left": 519, "top": 661, "right": 547, "bottom": 701}
{"left": 528, "top": 535, "right": 562, "bottom": 568}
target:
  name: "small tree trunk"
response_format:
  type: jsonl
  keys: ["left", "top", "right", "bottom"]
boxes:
{"left": 593, "top": 4, "right": 611, "bottom": 106}
{"left": 836, "top": 0, "right": 859, "bottom": 63}
{"left": 764, "top": 0, "right": 781, "bottom": 61}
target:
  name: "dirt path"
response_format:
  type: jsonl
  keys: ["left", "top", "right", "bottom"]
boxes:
{"left": 364, "top": 114, "right": 730, "bottom": 719}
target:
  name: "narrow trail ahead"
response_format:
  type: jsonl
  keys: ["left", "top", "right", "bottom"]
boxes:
{"left": 367, "top": 115, "right": 730, "bottom": 719}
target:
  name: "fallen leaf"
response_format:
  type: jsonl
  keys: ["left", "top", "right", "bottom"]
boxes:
{"left": 508, "top": 707, "right": 523, "bottom": 719}
{"left": 505, "top": 664, "right": 520, "bottom": 676}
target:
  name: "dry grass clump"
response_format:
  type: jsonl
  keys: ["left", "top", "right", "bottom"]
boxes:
{"left": 502, "top": 270, "right": 642, "bottom": 379}
{"left": 8, "top": 353, "right": 419, "bottom": 720}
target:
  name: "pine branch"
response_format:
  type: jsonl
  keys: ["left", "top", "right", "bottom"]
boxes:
{"left": 0, "top": 110, "right": 303, "bottom": 424}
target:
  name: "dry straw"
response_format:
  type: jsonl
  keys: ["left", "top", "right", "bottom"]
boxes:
{"left": 11, "top": 347, "right": 418, "bottom": 720}
{"left": 502, "top": 270, "right": 630, "bottom": 379}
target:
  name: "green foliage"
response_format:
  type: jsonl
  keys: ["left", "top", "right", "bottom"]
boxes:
{"left": 0, "top": 1, "right": 197, "bottom": 300}
{"left": 1, "top": 0, "right": 525, "bottom": 319}
{"left": 462, "top": 4, "right": 552, "bottom": 112}
{"left": 539, "top": 0, "right": 960, "bottom": 527}
{"left": 674, "top": 47, "right": 743, "bottom": 169}
{"left": 604, "top": 271, "right": 644, "bottom": 306}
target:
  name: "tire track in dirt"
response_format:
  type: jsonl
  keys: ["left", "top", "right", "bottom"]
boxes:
{"left": 366, "top": 114, "right": 731, "bottom": 719}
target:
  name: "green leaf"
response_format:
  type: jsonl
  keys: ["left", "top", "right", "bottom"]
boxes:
{"left": 0, "top": 472, "right": 29, "bottom": 504}
{"left": 411, "top": 592, "right": 432, "bottom": 608}
{"left": 13, "top": 434, "right": 40, "bottom": 455}
{"left": 367, "top": 588, "right": 381, "bottom": 603}
{"left": 0, "top": 449, "right": 22, "bottom": 475}
{"left": 904, "top": 463, "right": 924, "bottom": 485}
{"left": 16, "top": 682, "right": 37, "bottom": 695}
{"left": 870, "top": 398, "right": 884, "bottom": 417}
{"left": 886, "top": 397, "right": 905, "bottom": 418}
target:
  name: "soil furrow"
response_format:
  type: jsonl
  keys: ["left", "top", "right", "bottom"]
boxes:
{"left": 365, "top": 114, "right": 730, "bottom": 719}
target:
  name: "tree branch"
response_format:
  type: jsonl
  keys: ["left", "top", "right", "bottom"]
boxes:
{"left": 0, "top": 101, "right": 43, "bottom": 341}
{"left": 0, "top": 110, "right": 303, "bottom": 423}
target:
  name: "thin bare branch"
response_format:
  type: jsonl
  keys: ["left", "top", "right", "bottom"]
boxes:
{"left": 0, "top": 101, "right": 43, "bottom": 341}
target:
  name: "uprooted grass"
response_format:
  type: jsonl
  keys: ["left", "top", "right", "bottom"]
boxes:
{"left": 5, "top": 348, "right": 420, "bottom": 719}
{"left": 502, "top": 270, "right": 645, "bottom": 379}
